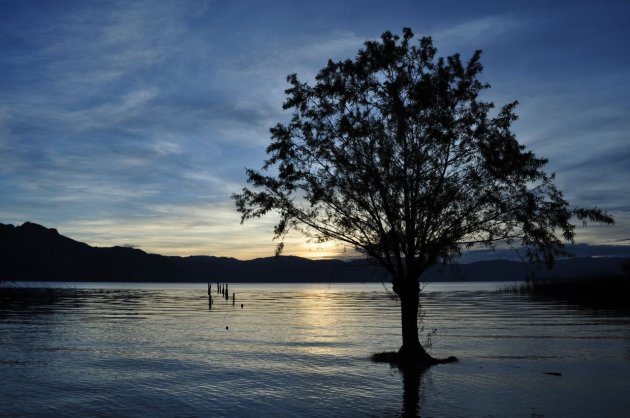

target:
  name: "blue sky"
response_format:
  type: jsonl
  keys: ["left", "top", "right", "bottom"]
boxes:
{"left": 1, "top": 0, "right": 629, "bottom": 259}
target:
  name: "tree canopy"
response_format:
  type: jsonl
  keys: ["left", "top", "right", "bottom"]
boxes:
{"left": 234, "top": 28, "right": 613, "bottom": 285}
{"left": 233, "top": 28, "right": 614, "bottom": 364}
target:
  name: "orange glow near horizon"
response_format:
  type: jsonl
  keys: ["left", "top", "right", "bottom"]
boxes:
{"left": 56, "top": 217, "right": 358, "bottom": 260}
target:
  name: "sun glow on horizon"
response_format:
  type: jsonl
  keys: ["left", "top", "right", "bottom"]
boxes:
{"left": 30, "top": 215, "right": 357, "bottom": 260}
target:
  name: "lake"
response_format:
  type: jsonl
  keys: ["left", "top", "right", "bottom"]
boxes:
{"left": 1, "top": 282, "right": 629, "bottom": 417}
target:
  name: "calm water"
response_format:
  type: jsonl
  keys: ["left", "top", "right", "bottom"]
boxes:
{"left": 1, "top": 282, "right": 629, "bottom": 417}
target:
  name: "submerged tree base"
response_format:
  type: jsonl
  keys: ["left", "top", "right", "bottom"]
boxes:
{"left": 371, "top": 350, "right": 458, "bottom": 368}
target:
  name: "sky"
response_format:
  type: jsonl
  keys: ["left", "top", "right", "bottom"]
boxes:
{"left": 1, "top": 0, "right": 629, "bottom": 260}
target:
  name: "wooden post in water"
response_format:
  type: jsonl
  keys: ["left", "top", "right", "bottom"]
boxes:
{"left": 208, "top": 282, "right": 213, "bottom": 310}
{"left": 232, "top": 292, "right": 235, "bottom": 306}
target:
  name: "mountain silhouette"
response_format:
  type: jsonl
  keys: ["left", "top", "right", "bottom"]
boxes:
{"left": 0, "top": 222, "right": 626, "bottom": 283}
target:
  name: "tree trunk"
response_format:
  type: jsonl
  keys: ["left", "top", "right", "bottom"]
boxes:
{"left": 372, "top": 274, "right": 456, "bottom": 367}
{"left": 397, "top": 277, "right": 433, "bottom": 363}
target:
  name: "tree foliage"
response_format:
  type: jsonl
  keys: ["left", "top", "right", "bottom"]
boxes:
{"left": 234, "top": 28, "right": 613, "bottom": 287}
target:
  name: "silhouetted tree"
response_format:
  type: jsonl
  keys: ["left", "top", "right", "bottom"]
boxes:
{"left": 233, "top": 28, "right": 614, "bottom": 364}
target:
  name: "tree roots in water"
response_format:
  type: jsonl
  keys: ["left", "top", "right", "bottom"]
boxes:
{"left": 371, "top": 350, "right": 458, "bottom": 368}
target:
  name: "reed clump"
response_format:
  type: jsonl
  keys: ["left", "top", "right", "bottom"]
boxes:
{"left": 504, "top": 274, "right": 630, "bottom": 309}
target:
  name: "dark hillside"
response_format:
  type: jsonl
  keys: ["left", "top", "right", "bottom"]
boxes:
{"left": 1, "top": 222, "right": 627, "bottom": 283}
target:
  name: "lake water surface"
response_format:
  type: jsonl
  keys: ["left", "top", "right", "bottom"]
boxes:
{"left": 1, "top": 282, "right": 629, "bottom": 417}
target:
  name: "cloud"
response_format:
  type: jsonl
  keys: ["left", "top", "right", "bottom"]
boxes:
{"left": 504, "top": 75, "right": 630, "bottom": 212}
{"left": 432, "top": 15, "right": 523, "bottom": 50}
{"left": 1, "top": 0, "right": 628, "bottom": 259}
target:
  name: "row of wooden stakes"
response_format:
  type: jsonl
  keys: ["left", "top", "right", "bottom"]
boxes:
{"left": 207, "top": 282, "right": 242, "bottom": 310}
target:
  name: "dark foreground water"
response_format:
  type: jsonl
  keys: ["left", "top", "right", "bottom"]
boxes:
{"left": 1, "top": 282, "right": 629, "bottom": 417}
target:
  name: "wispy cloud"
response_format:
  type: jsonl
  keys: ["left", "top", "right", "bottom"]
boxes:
{"left": 432, "top": 15, "right": 523, "bottom": 50}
